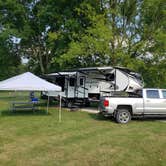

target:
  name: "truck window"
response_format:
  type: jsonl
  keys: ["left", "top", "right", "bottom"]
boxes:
{"left": 146, "top": 90, "right": 160, "bottom": 99}
{"left": 162, "top": 90, "right": 166, "bottom": 99}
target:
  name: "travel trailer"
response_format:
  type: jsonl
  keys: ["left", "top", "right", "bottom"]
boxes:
{"left": 42, "top": 66, "right": 144, "bottom": 107}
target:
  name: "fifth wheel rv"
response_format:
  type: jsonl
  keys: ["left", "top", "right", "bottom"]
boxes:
{"left": 42, "top": 66, "right": 144, "bottom": 107}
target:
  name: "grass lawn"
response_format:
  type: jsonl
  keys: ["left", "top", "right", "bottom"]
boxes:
{"left": 0, "top": 92, "right": 166, "bottom": 166}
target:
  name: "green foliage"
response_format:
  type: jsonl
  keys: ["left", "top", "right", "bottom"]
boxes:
{"left": 0, "top": 32, "right": 21, "bottom": 80}
{"left": 0, "top": 0, "right": 165, "bottom": 87}
{"left": 0, "top": 0, "right": 28, "bottom": 79}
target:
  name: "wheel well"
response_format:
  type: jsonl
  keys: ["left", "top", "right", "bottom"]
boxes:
{"left": 116, "top": 105, "right": 133, "bottom": 115}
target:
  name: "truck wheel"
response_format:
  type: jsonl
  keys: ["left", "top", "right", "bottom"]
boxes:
{"left": 116, "top": 109, "right": 131, "bottom": 124}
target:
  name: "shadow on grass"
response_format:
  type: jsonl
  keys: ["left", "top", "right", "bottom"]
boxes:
{"left": 0, "top": 109, "right": 51, "bottom": 117}
{"left": 89, "top": 113, "right": 166, "bottom": 123}
{"left": 88, "top": 113, "right": 114, "bottom": 122}
{"left": 132, "top": 116, "right": 166, "bottom": 122}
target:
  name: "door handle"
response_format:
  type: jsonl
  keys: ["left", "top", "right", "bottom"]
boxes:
{"left": 146, "top": 100, "right": 150, "bottom": 102}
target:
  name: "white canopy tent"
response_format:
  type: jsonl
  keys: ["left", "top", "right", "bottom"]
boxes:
{"left": 0, "top": 72, "right": 62, "bottom": 121}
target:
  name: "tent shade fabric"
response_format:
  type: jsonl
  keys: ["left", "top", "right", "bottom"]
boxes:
{"left": 0, "top": 72, "right": 61, "bottom": 91}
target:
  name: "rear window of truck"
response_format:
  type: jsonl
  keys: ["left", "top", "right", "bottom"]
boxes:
{"left": 146, "top": 90, "right": 160, "bottom": 99}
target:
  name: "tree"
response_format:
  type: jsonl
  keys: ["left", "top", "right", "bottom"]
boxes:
{"left": 139, "top": 0, "right": 166, "bottom": 88}
{"left": 53, "top": 0, "right": 166, "bottom": 88}
{"left": 0, "top": 0, "right": 165, "bottom": 88}
{"left": 0, "top": 0, "right": 28, "bottom": 79}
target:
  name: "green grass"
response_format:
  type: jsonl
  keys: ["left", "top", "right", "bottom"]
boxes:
{"left": 0, "top": 92, "right": 166, "bottom": 166}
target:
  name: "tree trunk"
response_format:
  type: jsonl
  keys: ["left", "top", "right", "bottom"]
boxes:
{"left": 38, "top": 52, "right": 45, "bottom": 74}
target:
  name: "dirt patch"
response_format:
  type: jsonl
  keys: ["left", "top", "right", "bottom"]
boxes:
{"left": 80, "top": 107, "right": 99, "bottom": 114}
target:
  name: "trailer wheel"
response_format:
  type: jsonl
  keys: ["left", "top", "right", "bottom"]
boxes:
{"left": 115, "top": 109, "right": 131, "bottom": 124}
{"left": 67, "top": 101, "right": 73, "bottom": 108}
{"left": 85, "top": 100, "right": 90, "bottom": 107}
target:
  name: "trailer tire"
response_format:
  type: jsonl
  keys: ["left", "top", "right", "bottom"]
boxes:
{"left": 115, "top": 109, "right": 131, "bottom": 124}
{"left": 67, "top": 101, "right": 73, "bottom": 108}
{"left": 85, "top": 100, "right": 90, "bottom": 107}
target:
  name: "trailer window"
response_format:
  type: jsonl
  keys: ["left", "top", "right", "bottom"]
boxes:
{"left": 162, "top": 90, "right": 166, "bottom": 99}
{"left": 55, "top": 77, "right": 65, "bottom": 92}
{"left": 69, "top": 77, "right": 75, "bottom": 87}
{"left": 106, "top": 73, "right": 115, "bottom": 81}
{"left": 80, "top": 78, "right": 84, "bottom": 86}
{"left": 146, "top": 90, "right": 160, "bottom": 99}
{"left": 135, "top": 89, "right": 143, "bottom": 97}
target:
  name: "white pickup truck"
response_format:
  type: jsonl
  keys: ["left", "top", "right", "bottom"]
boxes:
{"left": 99, "top": 89, "right": 166, "bottom": 123}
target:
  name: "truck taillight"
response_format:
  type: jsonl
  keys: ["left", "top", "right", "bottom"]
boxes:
{"left": 103, "top": 100, "right": 109, "bottom": 107}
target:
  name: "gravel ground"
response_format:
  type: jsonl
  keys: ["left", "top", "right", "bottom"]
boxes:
{"left": 67, "top": 107, "right": 99, "bottom": 114}
{"left": 80, "top": 107, "right": 99, "bottom": 114}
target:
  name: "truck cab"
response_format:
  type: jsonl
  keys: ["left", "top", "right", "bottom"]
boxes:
{"left": 143, "top": 89, "right": 166, "bottom": 114}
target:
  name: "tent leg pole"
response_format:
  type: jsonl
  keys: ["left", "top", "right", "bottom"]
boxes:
{"left": 59, "top": 93, "right": 62, "bottom": 122}
{"left": 47, "top": 96, "right": 49, "bottom": 114}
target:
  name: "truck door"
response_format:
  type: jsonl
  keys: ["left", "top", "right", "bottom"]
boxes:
{"left": 144, "top": 90, "right": 163, "bottom": 114}
{"left": 160, "top": 90, "right": 166, "bottom": 113}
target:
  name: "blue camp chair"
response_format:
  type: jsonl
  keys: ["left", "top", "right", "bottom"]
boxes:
{"left": 31, "top": 97, "right": 39, "bottom": 103}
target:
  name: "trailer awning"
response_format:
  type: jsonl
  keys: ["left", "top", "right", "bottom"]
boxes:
{"left": 47, "top": 72, "right": 77, "bottom": 76}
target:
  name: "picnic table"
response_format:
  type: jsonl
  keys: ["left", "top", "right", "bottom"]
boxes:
{"left": 11, "top": 101, "right": 38, "bottom": 112}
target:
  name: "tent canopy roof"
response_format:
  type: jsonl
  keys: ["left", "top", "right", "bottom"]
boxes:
{"left": 0, "top": 72, "right": 61, "bottom": 91}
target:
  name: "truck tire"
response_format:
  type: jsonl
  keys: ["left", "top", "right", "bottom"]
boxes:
{"left": 115, "top": 109, "right": 131, "bottom": 124}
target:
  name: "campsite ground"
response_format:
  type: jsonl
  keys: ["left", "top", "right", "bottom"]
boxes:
{"left": 0, "top": 92, "right": 166, "bottom": 166}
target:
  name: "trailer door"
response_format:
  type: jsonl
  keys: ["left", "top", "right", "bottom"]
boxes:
{"left": 77, "top": 77, "right": 86, "bottom": 98}
{"left": 67, "top": 77, "right": 76, "bottom": 98}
